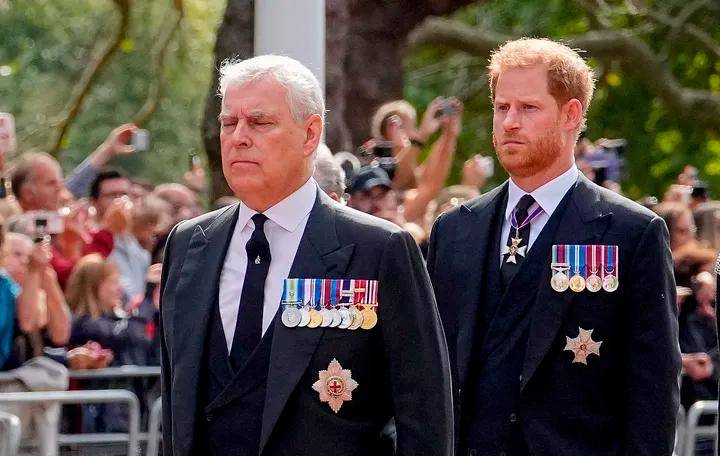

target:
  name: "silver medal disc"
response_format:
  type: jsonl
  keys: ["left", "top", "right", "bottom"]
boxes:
{"left": 586, "top": 274, "right": 602, "bottom": 293}
{"left": 281, "top": 307, "right": 302, "bottom": 328}
{"left": 602, "top": 274, "right": 619, "bottom": 292}
{"left": 319, "top": 309, "right": 333, "bottom": 327}
{"left": 551, "top": 271, "right": 570, "bottom": 292}
{"left": 298, "top": 308, "right": 311, "bottom": 327}
{"left": 329, "top": 309, "right": 342, "bottom": 327}
{"left": 338, "top": 308, "right": 352, "bottom": 329}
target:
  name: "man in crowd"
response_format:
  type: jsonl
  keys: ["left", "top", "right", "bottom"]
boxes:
{"left": 427, "top": 38, "right": 680, "bottom": 455}
{"left": 160, "top": 55, "right": 452, "bottom": 455}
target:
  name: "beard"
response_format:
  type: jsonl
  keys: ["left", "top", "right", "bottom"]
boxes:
{"left": 493, "top": 122, "right": 565, "bottom": 179}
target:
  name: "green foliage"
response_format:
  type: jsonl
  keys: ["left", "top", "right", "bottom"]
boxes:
{"left": 405, "top": 0, "right": 720, "bottom": 199}
{"left": 0, "top": 0, "right": 224, "bottom": 189}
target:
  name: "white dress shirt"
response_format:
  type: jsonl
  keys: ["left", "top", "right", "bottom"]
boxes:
{"left": 499, "top": 165, "right": 579, "bottom": 265}
{"left": 218, "top": 177, "right": 317, "bottom": 351}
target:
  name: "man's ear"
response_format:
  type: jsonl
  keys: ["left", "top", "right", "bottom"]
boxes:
{"left": 303, "top": 114, "right": 323, "bottom": 157}
{"left": 563, "top": 99, "right": 583, "bottom": 132}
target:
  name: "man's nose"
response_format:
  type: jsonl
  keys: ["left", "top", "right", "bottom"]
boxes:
{"left": 231, "top": 122, "right": 252, "bottom": 148}
{"left": 502, "top": 107, "right": 521, "bottom": 130}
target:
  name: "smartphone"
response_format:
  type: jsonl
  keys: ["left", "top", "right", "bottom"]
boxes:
{"left": 131, "top": 129, "right": 150, "bottom": 152}
{"left": 434, "top": 99, "right": 456, "bottom": 119}
{"left": 189, "top": 154, "right": 201, "bottom": 170}
{"left": 0, "top": 112, "right": 16, "bottom": 154}
{"left": 24, "top": 211, "right": 65, "bottom": 241}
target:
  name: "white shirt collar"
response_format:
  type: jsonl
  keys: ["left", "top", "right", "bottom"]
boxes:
{"left": 237, "top": 177, "right": 318, "bottom": 232}
{"left": 505, "top": 165, "right": 579, "bottom": 222}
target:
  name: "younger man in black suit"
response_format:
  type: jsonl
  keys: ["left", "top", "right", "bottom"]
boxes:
{"left": 427, "top": 38, "right": 680, "bottom": 455}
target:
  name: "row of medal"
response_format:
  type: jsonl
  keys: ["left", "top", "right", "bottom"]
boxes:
{"left": 550, "top": 244, "right": 620, "bottom": 293}
{"left": 280, "top": 278, "right": 379, "bottom": 330}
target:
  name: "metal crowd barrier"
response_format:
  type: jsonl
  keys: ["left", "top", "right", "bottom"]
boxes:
{"left": 0, "top": 410, "right": 22, "bottom": 456}
{"left": 145, "top": 397, "right": 163, "bottom": 456}
{"left": 0, "top": 389, "right": 141, "bottom": 456}
{"left": 69, "top": 365, "right": 161, "bottom": 380}
{"left": 682, "top": 400, "right": 718, "bottom": 456}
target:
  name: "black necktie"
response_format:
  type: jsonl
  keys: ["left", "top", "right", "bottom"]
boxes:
{"left": 500, "top": 194, "right": 536, "bottom": 289}
{"left": 229, "top": 213, "right": 271, "bottom": 372}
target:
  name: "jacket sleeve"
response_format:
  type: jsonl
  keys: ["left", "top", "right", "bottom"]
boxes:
{"left": 378, "top": 230, "right": 454, "bottom": 456}
{"left": 159, "top": 223, "right": 179, "bottom": 456}
{"left": 624, "top": 216, "right": 680, "bottom": 455}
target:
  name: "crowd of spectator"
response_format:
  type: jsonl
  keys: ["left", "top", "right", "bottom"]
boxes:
{"left": 0, "top": 96, "right": 718, "bottom": 452}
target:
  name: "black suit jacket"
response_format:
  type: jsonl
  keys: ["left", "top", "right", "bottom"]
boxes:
{"left": 427, "top": 174, "right": 680, "bottom": 455}
{"left": 160, "top": 190, "right": 453, "bottom": 455}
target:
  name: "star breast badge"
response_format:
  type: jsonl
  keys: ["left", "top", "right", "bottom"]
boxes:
{"left": 564, "top": 327, "right": 602, "bottom": 365}
{"left": 312, "top": 359, "right": 358, "bottom": 413}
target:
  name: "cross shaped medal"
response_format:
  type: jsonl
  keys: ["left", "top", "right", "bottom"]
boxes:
{"left": 502, "top": 229, "right": 527, "bottom": 264}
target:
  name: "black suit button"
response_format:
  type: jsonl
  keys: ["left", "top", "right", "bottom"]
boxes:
{"left": 468, "top": 450, "right": 477, "bottom": 456}
{"left": 206, "top": 413, "right": 213, "bottom": 422}
{"left": 499, "top": 452, "right": 507, "bottom": 456}
{"left": 518, "top": 375, "right": 523, "bottom": 383}
{"left": 509, "top": 413, "right": 518, "bottom": 423}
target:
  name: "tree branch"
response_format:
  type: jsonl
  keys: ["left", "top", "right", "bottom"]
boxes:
{"left": 408, "top": 17, "right": 720, "bottom": 128}
{"left": 49, "top": 0, "right": 130, "bottom": 157}
{"left": 132, "top": 0, "right": 184, "bottom": 126}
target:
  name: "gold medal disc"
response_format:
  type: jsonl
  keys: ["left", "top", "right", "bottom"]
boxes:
{"left": 308, "top": 309, "right": 323, "bottom": 328}
{"left": 360, "top": 309, "right": 378, "bottom": 330}
{"left": 569, "top": 274, "right": 586, "bottom": 293}
{"left": 348, "top": 306, "right": 364, "bottom": 330}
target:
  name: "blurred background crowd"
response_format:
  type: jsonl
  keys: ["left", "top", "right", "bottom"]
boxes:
{"left": 0, "top": 94, "right": 718, "bottom": 452}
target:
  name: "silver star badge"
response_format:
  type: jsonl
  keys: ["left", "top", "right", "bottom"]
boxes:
{"left": 564, "top": 327, "right": 602, "bottom": 365}
{"left": 502, "top": 237, "right": 527, "bottom": 264}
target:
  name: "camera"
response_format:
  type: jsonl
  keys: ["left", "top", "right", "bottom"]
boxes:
{"left": 434, "top": 99, "right": 457, "bottom": 119}
{"left": 357, "top": 140, "right": 397, "bottom": 180}
{"left": 22, "top": 211, "right": 65, "bottom": 242}
{"left": 131, "top": 129, "right": 150, "bottom": 152}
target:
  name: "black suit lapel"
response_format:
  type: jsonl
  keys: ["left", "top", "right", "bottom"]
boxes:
{"left": 171, "top": 204, "right": 239, "bottom": 450}
{"left": 259, "top": 191, "right": 354, "bottom": 454}
{"left": 520, "top": 175, "right": 612, "bottom": 390}
{"left": 456, "top": 184, "right": 508, "bottom": 387}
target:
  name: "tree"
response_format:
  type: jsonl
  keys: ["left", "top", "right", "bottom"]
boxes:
{"left": 201, "top": 0, "right": 477, "bottom": 199}
{"left": 404, "top": 0, "right": 720, "bottom": 198}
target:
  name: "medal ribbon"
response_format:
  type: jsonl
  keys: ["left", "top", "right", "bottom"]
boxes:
{"left": 576, "top": 244, "right": 586, "bottom": 276}
{"left": 281, "top": 279, "right": 289, "bottom": 303}
{"left": 313, "top": 279, "right": 322, "bottom": 310}
{"left": 323, "top": 279, "right": 332, "bottom": 309}
{"left": 339, "top": 279, "right": 352, "bottom": 306}
{"left": 331, "top": 279, "right": 340, "bottom": 309}
{"left": 303, "top": 279, "right": 313, "bottom": 308}
{"left": 614, "top": 245, "right": 619, "bottom": 277}
{"left": 354, "top": 279, "right": 367, "bottom": 307}
{"left": 295, "top": 278, "right": 304, "bottom": 307}
{"left": 606, "top": 245, "right": 614, "bottom": 274}
{"left": 368, "top": 280, "right": 378, "bottom": 308}
{"left": 511, "top": 203, "right": 544, "bottom": 231}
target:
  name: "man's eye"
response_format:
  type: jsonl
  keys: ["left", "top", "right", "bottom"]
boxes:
{"left": 495, "top": 105, "right": 509, "bottom": 112}
{"left": 222, "top": 122, "right": 236, "bottom": 128}
{"left": 523, "top": 104, "right": 537, "bottom": 110}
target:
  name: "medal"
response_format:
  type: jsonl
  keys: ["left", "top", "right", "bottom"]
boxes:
{"left": 312, "top": 358, "right": 358, "bottom": 413}
{"left": 328, "top": 280, "right": 342, "bottom": 327}
{"left": 307, "top": 280, "right": 323, "bottom": 328}
{"left": 564, "top": 327, "right": 602, "bottom": 365}
{"left": 318, "top": 279, "right": 332, "bottom": 327}
{"left": 550, "top": 245, "right": 570, "bottom": 292}
{"left": 281, "top": 279, "right": 302, "bottom": 328}
{"left": 297, "top": 279, "right": 312, "bottom": 327}
{"left": 502, "top": 203, "right": 544, "bottom": 264}
{"left": 585, "top": 245, "right": 602, "bottom": 293}
{"left": 602, "top": 245, "right": 619, "bottom": 292}
{"left": 568, "top": 244, "right": 586, "bottom": 293}
{"left": 338, "top": 306, "right": 352, "bottom": 329}
{"left": 360, "top": 279, "right": 378, "bottom": 330}
{"left": 348, "top": 306, "right": 364, "bottom": 330}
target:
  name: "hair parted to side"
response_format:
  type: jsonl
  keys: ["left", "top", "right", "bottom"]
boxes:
{"left": 488, "top": 38, "right": 596, "bottom": 130}
{"left": 218, "top": 55, "right": 325, "bottom": 124}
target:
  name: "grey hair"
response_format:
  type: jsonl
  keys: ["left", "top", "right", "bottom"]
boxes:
{"left": 218, "top": 55, "right": 325, "bottom": 123}
{"left": 313, "top": 144, "right": 346, "bottom": 197}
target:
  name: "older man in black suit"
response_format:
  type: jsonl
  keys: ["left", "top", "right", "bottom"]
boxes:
{"left": 159, "top": 55, "right": 452, "bottom": 456}
{"left": 427, "top": 38, "right": 680, "bottom": 455}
